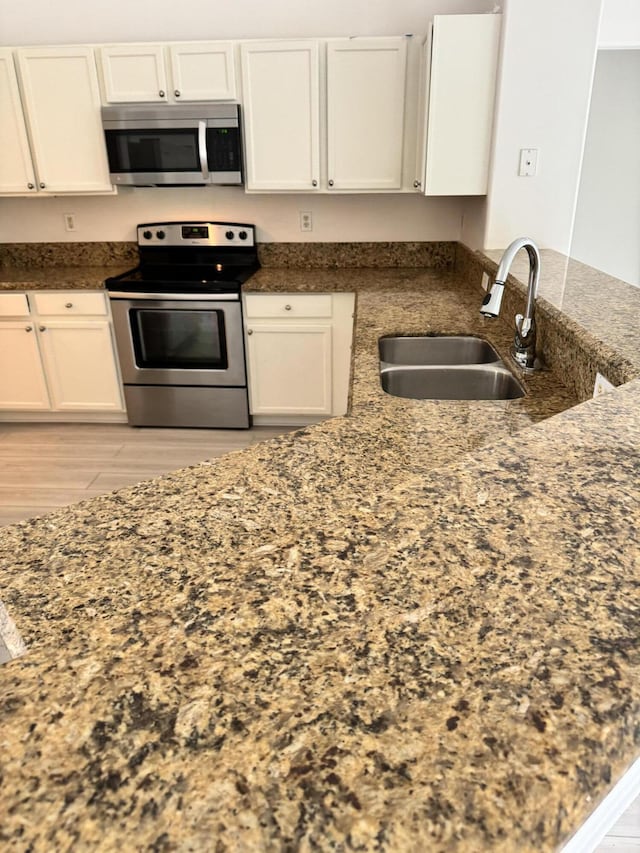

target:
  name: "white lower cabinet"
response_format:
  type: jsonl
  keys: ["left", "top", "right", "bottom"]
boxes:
{"left": 0, "top": 291, "right": 124, "bottom": 418}
{"left": 244, "top": 292, "right": 355, "bottom": 423}
{"left": 0, "top": 321, "right": 50, "bottom": 410}
{"left": 37, "top": 321, "right": 123, "bottom": 412}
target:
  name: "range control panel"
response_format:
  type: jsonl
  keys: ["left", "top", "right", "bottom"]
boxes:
{"left": 137, "top": 222, "right": 255, "bottom": 248}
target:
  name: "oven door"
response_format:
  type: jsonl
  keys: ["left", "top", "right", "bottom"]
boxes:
{"left": 109, "top": 293, "right": 246, "bottom": 387}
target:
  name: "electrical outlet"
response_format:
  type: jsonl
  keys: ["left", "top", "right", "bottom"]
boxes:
{"left": 299, "top": 211, "right": 313, "bottom": 232}
{"left": 481, "top": 272, "right": 490, "bottom": 292}
{"left": 593, "top": 372, "right": 615, "bottom": 398}
{"left": 63, "top": 213, "right": 76, "bottom": 232}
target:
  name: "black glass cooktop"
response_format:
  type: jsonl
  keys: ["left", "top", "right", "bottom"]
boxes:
{"left": 105, "top": 261, "right": 259, "bottom": 293}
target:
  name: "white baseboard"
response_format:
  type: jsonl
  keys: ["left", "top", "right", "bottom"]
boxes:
{"left": 251, "top": 414, "right": 329, "bottom": 427}
{"left": 0, "top": 412, "right": 128, "bottom": 423}
{"left": 561, "top": 758, "right": 640, "bottom": 852}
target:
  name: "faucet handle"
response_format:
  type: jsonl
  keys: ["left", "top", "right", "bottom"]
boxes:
{"left": 515, "top": 313, "right": 533, "bottom": 336}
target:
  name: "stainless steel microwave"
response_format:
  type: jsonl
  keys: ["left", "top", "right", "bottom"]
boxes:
{"left": 101, "top": 103, "right": 243, "bottom": 186}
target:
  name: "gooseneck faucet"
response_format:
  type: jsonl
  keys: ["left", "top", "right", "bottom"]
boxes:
{"left": 480, "top": 237, "right": 541, "bottom": 371}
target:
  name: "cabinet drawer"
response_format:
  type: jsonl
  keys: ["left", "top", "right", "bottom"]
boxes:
{"left": 0, "top": 293, "right": 30, "bottom": 317}
{"left": 245, "top": 293, "right": 332, "bottom": 319}
{"left": 31, "top": 291, "right": 107, "bottom": 317}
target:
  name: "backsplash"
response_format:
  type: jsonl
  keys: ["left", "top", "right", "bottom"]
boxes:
{"left": 257, "top": 241, "right": 456, "bottom": 269}
{"left": 0, "top": 242, "right": 138, "bottom": 268}
{"left": 454, "top": 243, "right": 640, "bottom": 402}
{"left": 0, "top": 240, "right": 456, "bottom": 271}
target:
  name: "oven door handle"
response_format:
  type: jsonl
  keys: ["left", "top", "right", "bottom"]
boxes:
{"left": 198, "top": 121, "right": 210, "bottom": 182}
{"left": 108, "top": 291, "right": 239, "bottom": 301}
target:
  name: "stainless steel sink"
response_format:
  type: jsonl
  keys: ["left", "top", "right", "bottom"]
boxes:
{"left": 379, "top": 335, "right": 501, "bottom": 366}
{"left": 380, "top": 365, "right": 525, "bottom": 400}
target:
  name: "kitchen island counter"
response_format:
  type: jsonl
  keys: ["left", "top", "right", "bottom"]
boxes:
{"left": 0, "top": 268, "right": 638, "bottom": 852}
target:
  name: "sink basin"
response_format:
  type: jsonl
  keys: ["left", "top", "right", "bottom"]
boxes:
{"left": 379, "top": 335, "right": 501, "bottom": 366}
{"left": 380, "top": 365, "right": 525, "bottom": 400}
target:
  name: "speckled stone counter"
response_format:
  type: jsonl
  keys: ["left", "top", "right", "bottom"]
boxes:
{"left": 2, "top": 260, "right": 640, "bottom": 851}
{"left": 0, "top": 265, "right": 130, "bottom": 291}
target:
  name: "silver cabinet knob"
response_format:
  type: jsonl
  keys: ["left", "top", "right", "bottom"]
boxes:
{"left": 39, "top": 325, "right": 46, "bottom": 332}
{"left": 413, "top": 180, "right": 421, "bottom": 188}
{"left": 39, "top": 182, "right": 45, "bottom": 189}
{"left": 247, "top": 329, "right": 253, "bottom": 335}
{"left": 328, "top": 179, "right": 334, "bottom": 187}
{"left": 159, "top": 90, "right": 165, "bottom": 97}
{"left": 284, "top": 304, "right": 292, "bottom": 311}
{"left": 65, "top": 302, "right": 73, "bottom": 308}
{"left": 27, "top": 183, "right": 34, "bottom": 190}
{"left": 312, "top": 179, "right": 318, "bottom": 187}
{"left": 174, "top": 89, "right": 181, "bottom": 97}
{"left": 25, "top": 325, "right": 32, "bottom": 332}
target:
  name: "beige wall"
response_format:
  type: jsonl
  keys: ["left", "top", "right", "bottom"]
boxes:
{"left": 483, "top": 0, "right": 603, "bottom": 253}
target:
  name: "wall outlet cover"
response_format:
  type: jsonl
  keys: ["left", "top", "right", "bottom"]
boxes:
{"left": 593, "top": 372, "right": 616, "bottom": 398}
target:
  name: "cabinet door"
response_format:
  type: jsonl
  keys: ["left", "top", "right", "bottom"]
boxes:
{"left": 241, "top": 41, "right": 320, "bottom": 191}
{"left": 0, "top": 322, "right": 50, "bottom": 410}
{"left": 423, "top": 14, "right": 501, "bottom": 196}
{"left": 99, "top": 44, "right": 168, "bottom": 102}
{"left": 246, "top": 324, "right": 332, "bottom": 415}
{"left": 0, "top": 50, "right": 37, "bottom": 195}
{"left": 327, "top": 38, "right": 407, "bottom": 190}
{"left": 169, "top": 43, "right": 236, "bottom": 101}
{"left": 16, "top": 47, "right": 112, "bottom": 193}
{"left": 37, "top": 321, "right": 124, "bottom": 412}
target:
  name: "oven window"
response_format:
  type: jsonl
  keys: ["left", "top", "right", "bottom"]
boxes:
{"left": 131, "top": 309, "right": 228, "bottom": 370}
{"left": 106, "top": 129, "right": 200, "bottom": 173}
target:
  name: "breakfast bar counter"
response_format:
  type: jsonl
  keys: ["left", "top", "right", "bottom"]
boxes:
{"left": 0, "top": 264, "right": 639, "bottom": 852}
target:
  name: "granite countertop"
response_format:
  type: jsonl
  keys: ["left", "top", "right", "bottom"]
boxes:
{"left": 0, "top": 264, "right": 131, "bottom": 291}
{"left": 0, "top": 263, "right": 639, "bottom": 852}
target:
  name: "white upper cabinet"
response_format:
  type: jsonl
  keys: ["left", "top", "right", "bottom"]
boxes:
{"left": 240, "top": 37, "right": 408, "bottom": 193}
{"left": 240, "top": 41, "right": 320, "bottom": 191}
{"left": 0, "top": 50, "right": 37, "bottom": 194}
{"left": 327, "top": 38, "right": 407, "bottom": 191}
{"left": 418, "top": 14, "right": 501, "bottom": 196}
{"left": 100, "top": 44, "right": 168, "bottom": 102}
{"left": 168, "top": 43, "right": 236, "bottom": 101}
{"left": 99, "top": 42, "right": 237, "bottom": 103}
{"left": 15, "top": 47, "right": 112, "bottom": 194}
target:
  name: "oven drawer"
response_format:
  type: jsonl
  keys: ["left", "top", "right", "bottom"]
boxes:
{"left": 31, "top": 292, "right": 108, "bottom": 317}
{"left": 244, "top": 293, "right": 333, "bottom": 319}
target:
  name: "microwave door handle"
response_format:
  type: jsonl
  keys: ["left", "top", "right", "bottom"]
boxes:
{"left": 198, "top": 121, "right": 210, "bottom": 182}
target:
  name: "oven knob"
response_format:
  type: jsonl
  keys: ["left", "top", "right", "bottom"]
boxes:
{"left": 142, "top": 230, "right": 153, "bottom": 240}
{"left": 225, "top": 230, "right": 234, "bottom": 240}
{"left": 238, "top": 230, "right": 248, "bottom": 240}
{"left": 156, "top": 230, "right": 166, "bottom": 240}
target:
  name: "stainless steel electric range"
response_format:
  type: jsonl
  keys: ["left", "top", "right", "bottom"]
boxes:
{"left": 105, "top": 221, "right": 259, "bottom": 428}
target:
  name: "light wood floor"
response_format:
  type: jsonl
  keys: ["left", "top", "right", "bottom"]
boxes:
{"left": 0, "top": 422, "right": 296, "bottom": 527}
{"left": 596, "top": 794, "right": 640, "bottom": 850}
{"left": 0, "top": 422, "right": 638, "bottom": 849}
